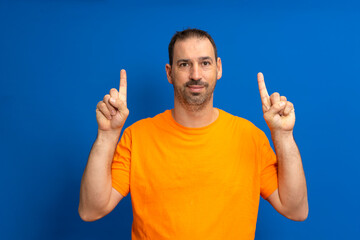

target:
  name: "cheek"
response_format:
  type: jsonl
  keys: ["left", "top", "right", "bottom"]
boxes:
{"left": 173, "top": 70, "right": 189, "bottom": 82}
{"left": 204, "top": 69, "right": 217, "bottom": 80}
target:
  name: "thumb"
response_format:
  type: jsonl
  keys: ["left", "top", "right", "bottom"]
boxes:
{"left": 265, "top": 101, "right": 286, "bottom": 118}
{"left": 109, "top": 97, "right": 127, "bottom": 111}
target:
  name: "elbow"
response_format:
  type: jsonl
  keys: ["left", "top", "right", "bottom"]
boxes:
{"left": 285, "top": 194, "right": 309, "bottom": 222}
{"left": 78, "top": 205, "right": 104, "bottom": 222}
{"left": 299, "top": 206, "right": 309, "bottom": 221}
{"left": 78, "top": 212, "right": 97, "bottom": 222}
{"left": 289, "top": 212, "right": 308, "bottom": 222}
{"left": 287, "top": 206, "right": 309, "bottom": 222}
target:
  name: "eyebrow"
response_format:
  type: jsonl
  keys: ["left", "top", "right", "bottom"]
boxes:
{"left": 199, "top": 56, "right": 213, "bottom": 62}
{"left": 176, "top": 56, "right": 214, "bottom": 64}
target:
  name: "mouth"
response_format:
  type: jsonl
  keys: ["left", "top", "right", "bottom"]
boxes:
{"left": 187, "top": 85, "right": 205, "bottom": 92}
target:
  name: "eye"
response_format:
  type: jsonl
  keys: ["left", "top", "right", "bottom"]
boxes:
{"left": 179, "top": 62, "right": 189, "bottom": 67}
{"left": 202, "top": 61, "right": 211, "bottom": 66}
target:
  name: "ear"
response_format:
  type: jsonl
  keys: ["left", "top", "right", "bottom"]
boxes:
{"left": 216, "top": 57, "right": 222, "bottom": 80}
{"left": 165, "top": 64, "right": 173, "bottom": 84}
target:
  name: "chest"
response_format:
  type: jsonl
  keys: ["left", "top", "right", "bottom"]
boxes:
{"left": 130, "top": 130, "right": 260, "bottom": 196}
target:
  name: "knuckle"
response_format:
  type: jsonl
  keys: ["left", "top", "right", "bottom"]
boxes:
{"left": 110, "top": 88, "right": 118, "bottom": 94}
{"left": 100, "top": 102, "right": 107, "bottom": 109}
{"left": 286, "top": 102, "right": 293, "bottom": 110}
{"left": 103, "top": 94, "right": 110, "bottom": 101}
{"left": 97, "top": 101, "right": 103, "bottom": 108}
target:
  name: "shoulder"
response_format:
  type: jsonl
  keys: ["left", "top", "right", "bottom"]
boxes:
{"left": 218, "top": 109, "right": 267, "bottom": 138}
{"left": 219, "top": 109, "right": 259, "bottom": 129}
{"left": 124, "top": 110, "right": 170, "bottom": 133}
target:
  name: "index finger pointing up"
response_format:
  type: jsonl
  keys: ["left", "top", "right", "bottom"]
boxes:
{"left": 119, "top": 69, "right": 127, "bottom": 105}
{"left": 257, "top": 72, "right": 270, "bottom": 111}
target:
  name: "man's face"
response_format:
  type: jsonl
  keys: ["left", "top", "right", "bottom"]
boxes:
{"left": 166, "top": 37, "right": 222, "bottom": 111}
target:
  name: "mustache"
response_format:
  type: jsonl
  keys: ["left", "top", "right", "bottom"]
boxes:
{"left": 185, "top": 80, "right": 208, "bottom": 87}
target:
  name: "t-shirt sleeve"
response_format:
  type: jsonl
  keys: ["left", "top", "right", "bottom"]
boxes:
{"left": 111, "top": 127, "right": 132, "bottom": 197}
{"left": 259, "top": 132, "right": 278, "bottom": 199}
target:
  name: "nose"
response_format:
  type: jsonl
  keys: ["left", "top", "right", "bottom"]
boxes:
{"left": 190, "top": 63, "right": 202, "bottom": 81}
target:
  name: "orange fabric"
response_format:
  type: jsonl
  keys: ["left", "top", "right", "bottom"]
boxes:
{"left": 112, "top": 109, "right": 278, "bottom": 240}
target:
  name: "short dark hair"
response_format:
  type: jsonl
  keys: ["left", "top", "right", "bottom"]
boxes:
{"left": 168, "top": 28, "right": 218, "bottom": 66}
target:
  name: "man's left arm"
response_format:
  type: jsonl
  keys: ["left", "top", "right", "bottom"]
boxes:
{"left": 257, "top": 72, "right": 308, "bottom": 221}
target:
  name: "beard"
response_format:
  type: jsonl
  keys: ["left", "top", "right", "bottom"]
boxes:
{"left": 173, "top": 77, "right": 217, "bottom": 112}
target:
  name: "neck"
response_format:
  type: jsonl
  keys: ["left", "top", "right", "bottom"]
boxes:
{"left": 172, "top": 98, "right": 219, "bottom": 128}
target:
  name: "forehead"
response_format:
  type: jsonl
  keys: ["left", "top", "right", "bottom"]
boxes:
{"left": 173, "top": 37, "right": 215, "bottom": 60}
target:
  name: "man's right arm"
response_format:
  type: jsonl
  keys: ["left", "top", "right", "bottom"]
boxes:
{"left": 78, "top": 70, "right": 129, "bottom": 222}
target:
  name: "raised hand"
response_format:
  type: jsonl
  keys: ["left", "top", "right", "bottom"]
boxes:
{"left": 257, "top": 72, "right": 295, "bottom": 133}
{"left": 96, "top": 69, "right": 129, "bottom": 133}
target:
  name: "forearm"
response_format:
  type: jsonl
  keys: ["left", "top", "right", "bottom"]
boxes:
{"left": 272, "top": 130, "right": 308, "bottom": 216}
{"left": 79, "top": 129, "right": 121, "bottom": 219}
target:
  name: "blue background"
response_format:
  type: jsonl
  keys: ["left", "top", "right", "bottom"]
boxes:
{"left": 1, "top": 0, "right": 359, "bottom": 239}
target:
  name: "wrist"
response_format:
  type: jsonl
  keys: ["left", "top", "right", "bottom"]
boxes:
{"left": 97, "top": 129, "right": 122, "bottom": 144}
{"left": 270, "top": 129, "right": 294, "bottom": 141}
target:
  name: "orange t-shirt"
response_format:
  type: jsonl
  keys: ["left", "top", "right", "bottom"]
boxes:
{"left": 112, "top": 109, "right": 278, "bottom": 240}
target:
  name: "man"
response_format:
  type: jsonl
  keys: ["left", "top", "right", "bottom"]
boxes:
{"left": 79, "top": 29, "right": 308, "bottom": 239}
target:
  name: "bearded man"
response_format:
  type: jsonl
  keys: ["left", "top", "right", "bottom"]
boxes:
{"left": 79, "top": 28, "right": 308, "bottom": 240}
